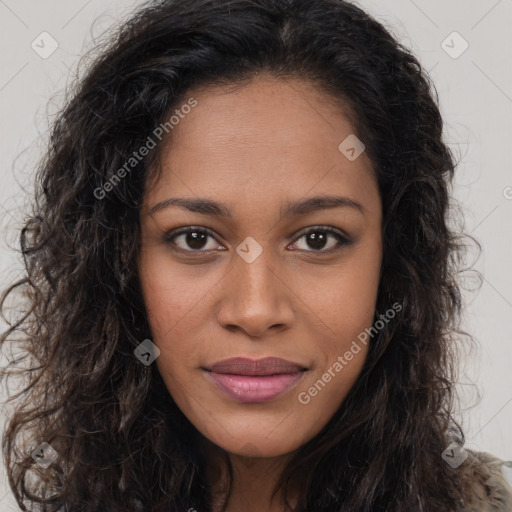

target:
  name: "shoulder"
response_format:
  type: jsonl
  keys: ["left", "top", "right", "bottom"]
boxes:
{"left": 461, "top": 449, "right": 512, "bottom": 512}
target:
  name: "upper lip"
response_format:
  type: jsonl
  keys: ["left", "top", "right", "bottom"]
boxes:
{"left": 205, "top": 357, "right": 307, "bottom": 376}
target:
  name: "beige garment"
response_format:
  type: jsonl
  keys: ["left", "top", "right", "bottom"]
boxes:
{"left": 463, "top": 450, "right": 512, "bottom": 511}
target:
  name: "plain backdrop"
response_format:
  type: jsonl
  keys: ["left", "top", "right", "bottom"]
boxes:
{"left": 0, "top": 0, "right": 511, "bottom": 509}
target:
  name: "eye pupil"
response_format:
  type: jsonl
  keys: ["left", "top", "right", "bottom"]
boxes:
{"left": 307, "top": 232, "right": 328, "bottom": 250}
{"left": 187, "top": 231, "right": 208, "bottom": 249}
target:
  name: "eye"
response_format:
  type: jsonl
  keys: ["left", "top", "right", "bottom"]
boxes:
{"left": 164, "top": 226, "right": 225, "bottom": 254}
{"left": 163, "top": 225, "right": 352, "bottom": 255}
{"left": 289, "top": 226, "right": 352, "bottom": 253}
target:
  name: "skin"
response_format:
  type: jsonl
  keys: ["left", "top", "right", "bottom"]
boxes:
{"left": 137, "top": 73, "right": 383, "bottom": 512}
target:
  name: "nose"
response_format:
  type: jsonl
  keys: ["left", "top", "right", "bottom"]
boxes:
{"left": 216, "top": 245, "right": 295, "bottom": 338}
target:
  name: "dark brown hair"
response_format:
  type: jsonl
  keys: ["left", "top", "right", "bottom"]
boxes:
{"left": 1, "top": 0, "right": 483, "bottom": 510}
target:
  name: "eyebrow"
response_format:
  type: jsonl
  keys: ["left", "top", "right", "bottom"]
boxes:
{"left": 147, "top": 194, "right": 365, "bottom": 218}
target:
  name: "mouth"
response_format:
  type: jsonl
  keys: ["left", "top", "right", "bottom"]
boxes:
{"left": 202, "top": 357, "right": 308, "bottom": 403}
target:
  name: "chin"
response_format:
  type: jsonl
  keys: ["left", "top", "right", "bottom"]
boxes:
{"left": 194, "top": 413, "right": 311, "bottom": 459}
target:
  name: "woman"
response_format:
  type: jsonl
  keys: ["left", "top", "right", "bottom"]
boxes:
{"left": 1, "top": 0, "right": 511, "bottom": 511}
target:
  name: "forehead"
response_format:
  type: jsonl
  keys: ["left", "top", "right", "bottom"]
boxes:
{"left": 144, "top": 75, "right": 378, "bottom": 216}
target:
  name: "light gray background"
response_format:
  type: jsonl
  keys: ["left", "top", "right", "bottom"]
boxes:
{"left": 0, "top": 0, "right": 511, "bottom": 509}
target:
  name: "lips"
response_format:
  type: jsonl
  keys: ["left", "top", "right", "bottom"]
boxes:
{"left": 207, "top": 357, "right": 307, "bottom": 376}
{"left": 203, "top": 357, "right": 307, "bottom": 403}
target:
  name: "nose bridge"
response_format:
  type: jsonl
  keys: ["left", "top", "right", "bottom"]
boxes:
{"left": 217, "top": 237, "right": 294, "bottom": 335}
{"left": 234, "top": 236, "right": 280, "bottom": 303}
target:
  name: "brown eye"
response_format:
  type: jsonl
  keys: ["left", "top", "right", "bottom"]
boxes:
{"left": 164, "top": 227, "right": 224, "bottom": 253}
{"left": 164, "top": 225, "right": 352, "bottom": 256}
{"left": 290, "top": 227, "right": 352, "bottom": 253}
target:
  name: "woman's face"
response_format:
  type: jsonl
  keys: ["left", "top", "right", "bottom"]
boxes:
{"left": 138, "top": 74, "right": 382, "bottom": 459}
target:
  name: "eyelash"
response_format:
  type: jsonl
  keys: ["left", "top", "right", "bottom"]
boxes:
{"left": 163, "top": 225, "right": 352, "bottom": 256}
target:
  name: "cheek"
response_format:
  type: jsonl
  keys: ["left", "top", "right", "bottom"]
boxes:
{"left": 137, "top": 248, "right": 212, "bottom": 335}
{"left": 138, "top": 267, "right": 202, "bottom": 409}
{"left": 137, "top": 250, "right": 217, "bottom": 394}
{"left": 301, "top": 247, "right": 380, "bottom": 395}
{"left": 302, "top": 255, "right": 380, "bottom": 345}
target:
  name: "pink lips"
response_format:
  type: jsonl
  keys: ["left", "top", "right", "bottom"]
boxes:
{"left": 204, "top": 357, "right": 307, "bottom": 403}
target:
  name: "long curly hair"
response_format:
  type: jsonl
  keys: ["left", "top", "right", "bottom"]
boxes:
{"left": 1, "top": 0, "right": 484, "bottom": 510}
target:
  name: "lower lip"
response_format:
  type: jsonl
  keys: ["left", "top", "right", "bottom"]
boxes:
{"left": 205, "top": 371, "right": 305, "bottom": 403}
